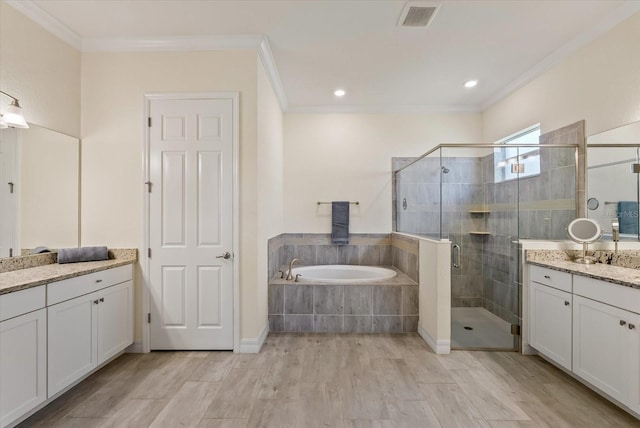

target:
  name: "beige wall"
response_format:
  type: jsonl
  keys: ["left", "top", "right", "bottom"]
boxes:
{"left": 0, "top": 1, "right": 81, "bottom": 137}
{"left": 483, "top": 12, "right": 640, "bottom": 141}
{"left": 283, "top": 113, "right": 482, "bottom": 233}
{"left": 256, "top": 61, "right": 284, "bottom": 334}
{"left": 80, "top": 50, "right": 262, "bottom": 342}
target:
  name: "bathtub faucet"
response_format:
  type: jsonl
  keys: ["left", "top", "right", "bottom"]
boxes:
{"left": 286, "top": 258, "right": 300, "bottom": 281}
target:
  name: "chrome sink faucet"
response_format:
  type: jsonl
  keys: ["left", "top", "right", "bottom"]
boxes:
{"left": 286, "top": 258, "right": 300, "bottom": 281}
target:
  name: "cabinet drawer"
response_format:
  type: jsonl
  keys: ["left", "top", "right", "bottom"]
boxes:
{"left": 530, "top": 265, "right": 572, "bottom": 293}
{"left": 0, "top": 285, "right": 46, "bottom": 322}
{"left": 574, "top": 275, "right": 640, "bottom": 315}
{"left": 48, "top": 264, "right": 133, "bottom": 306}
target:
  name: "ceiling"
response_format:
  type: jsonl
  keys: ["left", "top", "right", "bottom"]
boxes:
{"left": 12, "top": 0, "right": 640, "bottom": 112}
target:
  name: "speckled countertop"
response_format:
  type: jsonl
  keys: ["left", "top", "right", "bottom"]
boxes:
{"left": 527, "top": 250, "right": 640, "bottom": 289}
{"left": 0, "top": 249, "right": 137, "bottom": 295}
{"left": 269, "top": 265, "right": 417, "bottom": 286}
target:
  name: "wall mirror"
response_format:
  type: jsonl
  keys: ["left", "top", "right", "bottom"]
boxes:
{"left": 0, "top": 124, "right": 80, "bottom": 258}
{"left": 587, "top": 120, "right": 640, "bottom": 241}
{"left": 567, "top": 217, "right": 602, "bottom": 264}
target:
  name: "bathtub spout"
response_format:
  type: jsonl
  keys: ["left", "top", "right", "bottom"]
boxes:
{"left": 286, "top": 258, "right": 300, "bottom": 281}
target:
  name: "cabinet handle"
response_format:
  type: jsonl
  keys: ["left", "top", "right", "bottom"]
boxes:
{"left": 96, "top": 279, "right": 103, "bottom": 283}
{"left": 564, "top": 301, "right": 570, "bottom": 306}
{"left": 544, "top": 275, "right": 551, "bottom": 279}
{"left": 620, "top": 320, "right": 627, "bottom": 326}
{"left": 99, "top": 298, "right": 105, "bottom": 303}
{"left": 93, "top": 299, "right": 99, "bottom": 305}
{"left": 630, "top": 324, "right": 636, "bottom": 330}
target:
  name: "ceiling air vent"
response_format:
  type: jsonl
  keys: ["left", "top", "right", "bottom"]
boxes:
{"left": 398, "top": 2, "right": 440, "bottom": 28}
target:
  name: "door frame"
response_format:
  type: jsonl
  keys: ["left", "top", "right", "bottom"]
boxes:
{"left": 141, "top": 92, "right": 240, "bottom": 353}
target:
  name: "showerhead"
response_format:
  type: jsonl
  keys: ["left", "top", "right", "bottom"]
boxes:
{"left": 441, "top": 166, "right": 450, "bottom": 174}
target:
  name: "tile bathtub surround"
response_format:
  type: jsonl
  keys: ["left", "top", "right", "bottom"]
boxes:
{"left": 268, "top": 269, "right": 418, "bottom": 333}
{"left": 267, "top": 233, "right": 419, "bottom": 282}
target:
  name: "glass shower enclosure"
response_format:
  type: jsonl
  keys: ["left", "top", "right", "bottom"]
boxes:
{"left": 394, "top": 143, "right": 578, "bottom": 350}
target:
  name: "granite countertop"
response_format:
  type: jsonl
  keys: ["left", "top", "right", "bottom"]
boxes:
{"left": 0, "top": 249, "right": 137, "bottom": 295}
{"left": 269, "top": 265, "right": 417, "bottom": 286}
{"left": 527, "top": 250, "right": 640, "bottom": 289}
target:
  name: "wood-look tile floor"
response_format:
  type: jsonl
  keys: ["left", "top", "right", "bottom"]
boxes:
{"left": 17, "top": 333, "right": 640, "bottom": 428}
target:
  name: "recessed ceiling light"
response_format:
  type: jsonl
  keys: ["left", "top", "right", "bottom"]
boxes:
{"left": 334, "top": 89, "right": 346, "bottom": 97}
{"left": 464, "top": 80, "right": 478, "bottom": 88}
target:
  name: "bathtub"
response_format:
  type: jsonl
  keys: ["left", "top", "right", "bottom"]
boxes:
{"left": 291, "top": 265, "right": 397, "bottom": 283}
{"left": 268, "top": 265, "right": 416, "bottom": 333}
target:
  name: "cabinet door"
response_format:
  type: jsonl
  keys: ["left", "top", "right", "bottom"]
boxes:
{"left": 97, "top": 281, "right": 134, "bottom": 364}
{"left": 573, "top": 295, "right": 634, "bottom": 403}
{"left": 529, "top": 282, "right": 572, "bottom": 370}
{"left": 48, "top": 292, "right": 98, "bottom": 397}
{"left": 0, "top": 309, "right": 47, "bottom": 428}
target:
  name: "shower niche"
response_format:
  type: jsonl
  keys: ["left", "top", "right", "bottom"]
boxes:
{"left": 394, "top": 142, "right": 578, "bottom": 350}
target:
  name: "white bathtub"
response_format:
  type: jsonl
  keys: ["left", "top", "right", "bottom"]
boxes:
{"left": 291, "top": 265, "right": 397, "bottom": 283}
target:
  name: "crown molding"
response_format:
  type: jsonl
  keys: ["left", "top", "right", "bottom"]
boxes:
{"left": 285, "top": 104, "right": 481, "bottom": 114}
{"left": 5, "top": 0, "right": 82, "bottom": 50}
{"left": 81, "top": 34, "right": 262, "bottom": 52}
{"left": 482, "top": 1, "right": 640, "bottom": 111}
{"left": 257, "top": 38, "right": 288, "bottom": 111}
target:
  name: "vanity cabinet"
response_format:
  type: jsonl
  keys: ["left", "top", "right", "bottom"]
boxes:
{"left": 572, "top": 294, "right": 640, "bottom": 408}
{"left": 0, "top": 290, "right": 47, "bottom": 428}
{"left": 47, "top": 265, "right": 133, "bottom": 397}
{"left": 529, "top": 281, "right": 572, "bottom": 371}
{"left": 529, "top": 265, "right": 640, "bottom": 416}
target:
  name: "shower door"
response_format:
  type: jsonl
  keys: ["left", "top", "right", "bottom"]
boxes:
{"left": 443, "top": 147, "right": 520, "bottom": 350}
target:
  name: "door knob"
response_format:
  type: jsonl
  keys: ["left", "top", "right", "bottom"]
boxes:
{"left": 216, "top": 252, "right": 232, "bottom": 260}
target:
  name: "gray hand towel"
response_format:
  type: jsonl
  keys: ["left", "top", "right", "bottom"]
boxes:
{"left": 332, "top": 201, "right": 350, "bottom": 245}
{"left": 58, "top": 246, "right": 109, "bottom": 264}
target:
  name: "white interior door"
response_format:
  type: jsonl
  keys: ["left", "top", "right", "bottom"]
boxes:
{"left": 148, "top": 97, "right": 234, "bottom": 350}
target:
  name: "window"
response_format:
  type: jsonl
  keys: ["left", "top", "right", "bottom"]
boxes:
{"left": 494, "top": 124, "right": 541, "bottom": 183}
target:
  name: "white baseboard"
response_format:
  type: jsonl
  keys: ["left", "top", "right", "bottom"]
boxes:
{"left": 238, "top": 323, "right": 269, "bottom": 353}
{"left": 418, "top": 324, "right": 450, "bottom": 354}
{"left": 125, "top": 340, "right": 144, "bottom": 353}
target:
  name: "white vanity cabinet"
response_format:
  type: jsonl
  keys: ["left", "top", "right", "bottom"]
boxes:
{"left": 0, "top": 286, "right": 47, "bottom": 428}
{"left": 47, "top": 265, "right": 133, "bottom": 397}
{"left": 529, "top": 265, "right": 640, "bottom": 416}
{"left": 573, "top": 275, "right": 640, "bottom": 414}
{"left": 528, "top": 266, "right": 573, "bottom": 371}
{"left": 572, "top": 294, "right": 640, "bottom": 408}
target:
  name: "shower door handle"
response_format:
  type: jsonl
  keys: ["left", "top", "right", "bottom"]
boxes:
{"left": 452, "top": 244, "right": 461, "bottom": 268}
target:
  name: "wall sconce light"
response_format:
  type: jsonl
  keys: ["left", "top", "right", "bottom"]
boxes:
{"left": 0, "top": 91, "right": 29, "bottom": 129}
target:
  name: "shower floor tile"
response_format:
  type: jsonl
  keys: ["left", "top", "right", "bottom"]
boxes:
{"left": 451, "top": 307, "right": 515, "bottom": 349}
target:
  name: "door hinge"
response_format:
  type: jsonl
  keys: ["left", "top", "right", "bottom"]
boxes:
{"left": 148, "top": 313, "right": 151, "bottom": 323}
{"left": 148, "top": 248, "right": 152, "bottom": 258}
{"left": 511, "top": 324, "right": 521, "bottom": 336}
{"left": 148, "top": 117, "right": 152, "bottom": 127}
{"left": 9, "top": 248, "right": 13, "bottom": 257}
{"left": 145, "top": 181, "right": 152, "bottom": 193}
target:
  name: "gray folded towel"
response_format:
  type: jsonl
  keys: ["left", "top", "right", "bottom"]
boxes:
{"left": 58, "top": 246, "right": 109, "bottom": 264}
{"left": 332, "top": 201, "right": 350, "bottom": 245}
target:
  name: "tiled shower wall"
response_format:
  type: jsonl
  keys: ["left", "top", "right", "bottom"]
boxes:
{"left": 267, "top": 233, "right": 419, "bottom": 282}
